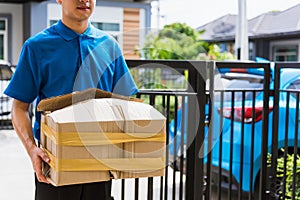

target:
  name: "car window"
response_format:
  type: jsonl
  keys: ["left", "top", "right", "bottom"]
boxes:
{"left": 225, "top": 79, "right": 263, "bottom": 90}
{"left": 287, "top": 77, "right": 300, "bottom": 90}
{"left": 286, "top": 77, "right": 300, "bottom": 98}
{"left": 0, "top": 66, "right": 13, "bottom": 80}
{"left": 214, "top": 72, "right": 264, "bottom": 101}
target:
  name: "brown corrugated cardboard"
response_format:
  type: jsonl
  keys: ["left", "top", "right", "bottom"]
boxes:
{"left": 114, "top": 141, "right": 165, "bottom": 179}
{"left": 37, "top": 88, "right": 143, "bottom": 112}
{"left": 40, "top": 98, "right": 166, "bottom": 186}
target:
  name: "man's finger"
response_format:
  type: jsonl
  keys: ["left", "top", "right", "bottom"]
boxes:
{"left": 36, "top": 171, "right": 49, "bottom": 183}
{"left": 38, "top": 148, "right": 50, "bottom": 163}
{"left": 37, "top": 175, "right": 49, "bottom": 183}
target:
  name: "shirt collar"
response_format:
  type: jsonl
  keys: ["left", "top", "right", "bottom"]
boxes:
{"left": 55, "top": 20, "right": 95, "bottom": 41}
{"left": 82, "top": 23, "right": 96, "bottom": 38}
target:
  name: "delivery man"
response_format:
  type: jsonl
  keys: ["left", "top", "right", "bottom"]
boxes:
{"left": 4, "top": 0, "right": 138, "bottom": 199}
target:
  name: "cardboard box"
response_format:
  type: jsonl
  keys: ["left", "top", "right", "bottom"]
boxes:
{"left": 40, "top": 98, "right": 166, "bottom": 186}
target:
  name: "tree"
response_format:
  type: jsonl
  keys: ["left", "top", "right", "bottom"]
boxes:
{"left": 141, "top": 23, "right": 235, "bottom": 61}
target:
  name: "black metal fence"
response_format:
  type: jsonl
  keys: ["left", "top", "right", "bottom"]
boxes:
{"left": 268, "top": 62, "right": 300, "bottom": 200}
{"left": 126, "top": 60, "right": 300, "bottom": 200}
{"left": 1, "top": 60, "right": 300, "bottom": 200}
{"left": 127, "top": 60, "right": 209, "bottom": 200}
{"left": 210, "top": 62, "right": 271, "bottom": 200}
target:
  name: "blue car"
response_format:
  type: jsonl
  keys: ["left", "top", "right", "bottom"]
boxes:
{"left": 169, "top": 66, "right": 300, "bottom": 195}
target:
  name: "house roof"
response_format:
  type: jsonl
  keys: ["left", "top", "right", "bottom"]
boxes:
{"left": 197, "top": 3, "right": 300, "bottom": 41}
{"left": 197, "top": 14, "right": 237, "bottom": 41}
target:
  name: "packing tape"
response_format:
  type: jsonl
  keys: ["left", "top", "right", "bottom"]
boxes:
{"left": 43, "top": 148, "right": 166, "bottom": 172}
{"left": 41, "top": 123, "right": 166, "bottom": 146}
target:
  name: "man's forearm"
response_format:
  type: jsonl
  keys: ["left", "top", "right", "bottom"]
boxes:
{"left": 11, "top": 99, "right": 50, "bottom": 183}
{"left": 11, "top": 99, "right": 37, "bottom": 155}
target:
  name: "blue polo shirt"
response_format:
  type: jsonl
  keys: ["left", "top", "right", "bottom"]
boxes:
{"left": 5, "top": 20, "right": 138, "bottom": 140}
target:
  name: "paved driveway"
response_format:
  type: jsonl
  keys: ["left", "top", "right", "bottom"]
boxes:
{"left": 0, "top": 130, "right": 35, "bottom": 200}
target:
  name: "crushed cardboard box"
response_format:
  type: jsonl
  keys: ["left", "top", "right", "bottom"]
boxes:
{"left": 39, "top": 90, "right": 166, "bottom": 186}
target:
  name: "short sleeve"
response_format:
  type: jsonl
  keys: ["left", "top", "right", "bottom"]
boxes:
{"left": 112, "top": 52, "right": 138, "bottom": 96}
{"left": 4, "top": 41, "right": 41, "bottom": 103}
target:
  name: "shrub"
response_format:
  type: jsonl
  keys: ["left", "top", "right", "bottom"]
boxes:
{"left": 268, "top": 149, "right": 300, "bottom": 199}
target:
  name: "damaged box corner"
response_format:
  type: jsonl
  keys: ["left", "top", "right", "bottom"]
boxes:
{"left": 40, "top": 98, "right": 166, "bottom": 186}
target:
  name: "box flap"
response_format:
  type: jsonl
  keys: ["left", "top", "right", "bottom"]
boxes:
{"left": 47, "top": 98, "right": 166, "bottom": 123}
{"left": 37, "top": 88, "right": 142, "bottom": 112}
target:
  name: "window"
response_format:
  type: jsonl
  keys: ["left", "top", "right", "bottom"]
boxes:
{"left": 249, "top": 42, "right": 254, "bottom": 60}
{"left": 91, "top": 22, "right": 120, "bottom": 41}
{"left": 273, "top": 45, "right": 298, "bottom": 61}
{"left": 49, "top": 20, "right": 58, "bottom": 26}
{"left": 0, "top": 35, "right": 4, "bottom": 60}
{"left": 0, "top": 20, "right": 5, "bottom": 30}
{"left": 0, "top": 19, "right": 8, "bottom": 61}
{"left": 91, "top": 22, "right": 120, "bottom": 32}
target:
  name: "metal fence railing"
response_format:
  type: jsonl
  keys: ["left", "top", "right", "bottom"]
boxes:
{"left": 211, "top": 62, "right": 271, "bottom": 200}
{"left": 269, "top": 62, "right": 300, "bottom": 200}
{"left": 126, "top": 60, "right": 210, "bottom": 200}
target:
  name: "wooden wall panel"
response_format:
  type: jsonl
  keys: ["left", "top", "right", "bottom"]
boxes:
{"left": 123, "top": 8, "right": 140, "bottom": 59}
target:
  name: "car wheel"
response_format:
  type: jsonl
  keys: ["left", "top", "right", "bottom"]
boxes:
{"left": 253, "top": 167, "right": 284, "bottom": 199}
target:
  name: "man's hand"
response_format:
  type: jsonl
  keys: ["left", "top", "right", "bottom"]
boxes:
{"left": 11, "top": 99, "right": 51, "bottom": 184}
{"left": 29, "top": 146, "right": 50, "bottom": 183}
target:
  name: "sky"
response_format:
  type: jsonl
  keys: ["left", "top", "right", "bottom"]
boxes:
{"left": 150, "top": 0, "right": 300, "bottom": 29}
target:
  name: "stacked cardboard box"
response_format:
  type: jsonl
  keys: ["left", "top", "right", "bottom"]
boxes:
{"left": 40, "top": 98, "right": 166, "bottom": 186}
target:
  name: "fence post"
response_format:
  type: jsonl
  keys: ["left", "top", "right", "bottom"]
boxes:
{"left": 259, "top": 63, "right": 271, "bottom": 200}
{"left": 185, "top": 61, "right": 211, "bottom": 200}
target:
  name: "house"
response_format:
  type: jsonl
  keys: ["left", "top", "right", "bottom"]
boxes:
{"left": 0, "top": 0, "right": 155, "bottom": 64}
{"left": 197, "top": 4, "right": 300, "bottom": 61}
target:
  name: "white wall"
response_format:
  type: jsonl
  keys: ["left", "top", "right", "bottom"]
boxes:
{"left": 139, "top": 8, "right": 146, "bottom": 51}
{"left": 91, "top": 6, "right": 123, "bottom": 24}
{"left": 47, "top": 3, "right": 61, "bottom": 27}
{"left": 0, "top": 3, "right": 23, "bottom": 65}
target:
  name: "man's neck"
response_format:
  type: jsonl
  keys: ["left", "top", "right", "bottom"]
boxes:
{"left": 61, "top": 18, "right": 88, "bottom": 34}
